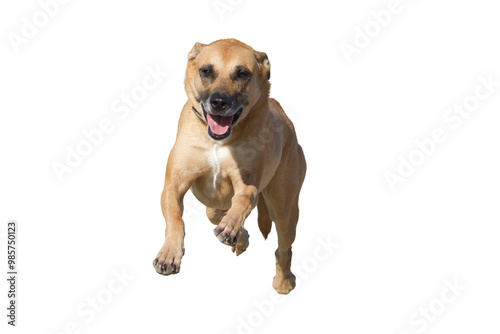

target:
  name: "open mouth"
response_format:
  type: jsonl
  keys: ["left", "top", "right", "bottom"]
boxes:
{"left": 203, "top": 107, "right": 243, "bottom": 140}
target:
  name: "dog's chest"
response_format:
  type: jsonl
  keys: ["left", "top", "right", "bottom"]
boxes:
{"left": 191, "top": 144, "right": 236, "bottom": 208}
{"left": 205, "top": 145, "right": 231, "bottom": 193}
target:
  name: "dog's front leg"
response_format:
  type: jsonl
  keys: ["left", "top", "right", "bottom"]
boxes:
{"left": 153, "top": 173, "right": 194, "bottom": 276}
{"left": 214, "top": 173, "right": 258, "bottom": 251}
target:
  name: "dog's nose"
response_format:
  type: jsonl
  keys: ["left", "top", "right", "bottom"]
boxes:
{"left": 209, "top": 93, "right": 230, "bottom": 113}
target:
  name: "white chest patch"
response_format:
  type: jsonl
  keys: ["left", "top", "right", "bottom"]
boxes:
{"left": 206, "top": 145, "right": 231, "bottom": 192}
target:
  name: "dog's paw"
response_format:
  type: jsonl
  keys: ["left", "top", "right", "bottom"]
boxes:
{"left": 272, "top": 273, "right": 296, "bottom": 294}
{"left": 213, "top": 213, "right": 243, "bottom": 246}
{"left": 153, "top": 242, "right": 184, "bottom": 276}
{"left": 231, "top": 229, "right": 249, "bottom": 256}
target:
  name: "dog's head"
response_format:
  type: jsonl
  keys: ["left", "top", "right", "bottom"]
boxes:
{"left": 185, "top": 39, "right": 271, "bottom": 140}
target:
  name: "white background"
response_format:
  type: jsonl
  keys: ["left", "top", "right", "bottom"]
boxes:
{"left": 1, "top": 0, "right": 500, "bottom": 333}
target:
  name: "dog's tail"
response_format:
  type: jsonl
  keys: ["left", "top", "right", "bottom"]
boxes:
{"left": 258, "top": 195, "right": 272, "bottom": 239}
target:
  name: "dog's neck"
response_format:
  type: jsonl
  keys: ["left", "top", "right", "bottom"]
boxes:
{"left": 191, "top": 105, "right": 204, "bottom": 121}
{"left": 241, "top": 96, "right": 270, "bottom": 124}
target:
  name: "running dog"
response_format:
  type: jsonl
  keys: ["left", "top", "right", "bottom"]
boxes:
{"left": 153, "top": 39, "right": 306, "bottom": 294}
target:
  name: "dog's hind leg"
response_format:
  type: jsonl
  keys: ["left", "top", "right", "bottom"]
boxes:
{"left": 232, "top": 228, "right": 249, "bottom": 256}
{"left": 258, "top": 195, "right": 272, "bottom": 239}
{"left": 206, "top": 207, "right": 226, "bottom": 225}
{"left": 265, "top": 144, "right": 306, "bottom": 294}
{"left": 207, "top": 207, "right": 250, "bottom": 255}
{"left": 271, "top": 196, "right": 299, "bottom": 294}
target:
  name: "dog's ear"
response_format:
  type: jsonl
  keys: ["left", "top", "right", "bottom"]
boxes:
{"left": 188, "top": 42, "right": 206, "bottom": 61}
{"left": 255, "top": 51, "right": 271, "bottom": 80}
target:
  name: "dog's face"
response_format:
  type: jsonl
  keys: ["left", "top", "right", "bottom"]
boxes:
{"left": 185, "top": 39, "right": 271, "bottom": 140}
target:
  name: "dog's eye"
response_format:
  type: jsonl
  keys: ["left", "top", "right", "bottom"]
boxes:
{"left": 236, "top": 70, "right": 250, "bottom": 79}
{"left": 199, "top": 66, "right": 213, "bottom": 78}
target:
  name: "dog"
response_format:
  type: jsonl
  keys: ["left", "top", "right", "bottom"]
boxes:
{"left": 153, "top": 39, "right": 306, "bottom": 294}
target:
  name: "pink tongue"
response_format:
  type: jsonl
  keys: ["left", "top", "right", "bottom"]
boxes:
{"left": 207, "top": 113, "right": 234, "bottom": 136}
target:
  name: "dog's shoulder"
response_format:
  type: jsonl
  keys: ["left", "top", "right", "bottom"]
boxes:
{"left": 268, "top": 98, "right": 296, "bottom": 133}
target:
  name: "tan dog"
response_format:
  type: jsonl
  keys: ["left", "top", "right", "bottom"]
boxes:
{"left": 153, "top": 39, "right": 306, "bottom": 294}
